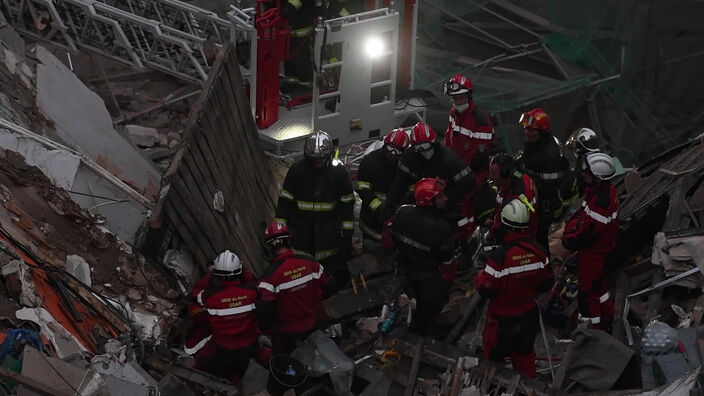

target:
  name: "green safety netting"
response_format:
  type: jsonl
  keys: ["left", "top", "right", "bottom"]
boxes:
{"left": 413, "top": 0, "right": 702, "bottom": 165}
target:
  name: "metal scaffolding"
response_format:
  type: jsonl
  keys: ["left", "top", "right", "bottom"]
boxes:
{"left": 0, "top": 0, "right": 233, "bottom": 83}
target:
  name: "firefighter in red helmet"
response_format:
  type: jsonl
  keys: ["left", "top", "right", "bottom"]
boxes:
{"left": 258, "top": 221, "right": 329, "bottom": 354}
{"left": 386, "top": 122, "right": 473, "bottom": 219}
{"left": 516, "top": 108, "right": 570, "bottom": 255}
{"left": 391, "top": 177, "right": 457, "bottom": 335}
{"left": 443, "top": 74, "right": 494, "bottom": 173}
{"left": 356, "top": 129, "right": 410, "bottom": 245}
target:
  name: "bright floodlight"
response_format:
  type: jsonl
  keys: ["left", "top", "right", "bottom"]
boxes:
{"left": 365, "top": 37, "right": 384, "bottom": 59}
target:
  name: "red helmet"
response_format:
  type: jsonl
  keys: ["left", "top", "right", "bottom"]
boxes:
{"left": 414, "top": 177, "right": 446, "bottom": 206}
{"left": 519, "top": 108, "right": 550, "bottom": 131}
{"left": 264, "top": 221, "right": 291, "bottom": 249}
{"left": 384, "top": 128, "right": 410, "bottom": 155}
{"left": 410, "top": 123, "right": 437, "bottom": 146}
{"left": 443, "top": 74, "right": 473, "bottom": 96}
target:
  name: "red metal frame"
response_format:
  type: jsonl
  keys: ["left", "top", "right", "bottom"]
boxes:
{"left": 255, "top": 0, "right": 290, "bottom": 129}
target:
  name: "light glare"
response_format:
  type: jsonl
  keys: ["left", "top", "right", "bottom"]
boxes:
{"left": 365, "top": 37, "right": 384, "bottom": 59}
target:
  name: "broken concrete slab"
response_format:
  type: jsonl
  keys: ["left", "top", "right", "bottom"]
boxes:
{"left": 34, "top": 45, "right": 161, "bottom": 201}
{"left": 126, "top": 125, "right": 159, "bottom": 148}
{"left": 19, "top": 346, "right": 107, "bottom": 396}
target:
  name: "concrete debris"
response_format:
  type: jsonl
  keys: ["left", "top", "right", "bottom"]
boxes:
{"left": 15, "top": 307, "right": 86, "bottom": 359}
{"left": 126, "top": 125, "right": 160, "bottom": 148}
{"left": 65, "top": 254, "right": 91, "bottom": 288}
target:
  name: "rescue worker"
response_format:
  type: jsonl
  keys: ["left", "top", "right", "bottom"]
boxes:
{"left": 561, "top": 127, "right": 602, "bottom": 207}
{"left": 475, "top": 199, "right": 553, "bottom": 378}
{"left": 488, "top": 153, "right": 538, "bottom": 240}
{"left": 258, "top": 222, "right": 329, "bottom": 354}
{"left": 185, "top": 262, "right": 256, "bottom": 370}
{"left": 517, "top": 108, "right": 569, "bottom": 254}
{"left": 197, "top": 250, "right": 260, "bottom": 383}
{"left": 562, "top": 152, "right": 619, "bottom": 331}
{"left": 391, "top": 178, "right": 457, "bottom": 335}
{"left": 386, "top": 122, "right": 473, "bottom": 219}
{"left": 275, "top": 130, "right": 355, "bottom": 292}
{"left": 356, "top": 129, "right": 410, "bottom": 244}
{"left": 443, "top": 74, "right": 494, "bottom": 174}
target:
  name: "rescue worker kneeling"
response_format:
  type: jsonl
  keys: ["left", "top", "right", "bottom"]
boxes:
{"left": 391, "top": 177, "right": 457, "bottom": 336}
{"left": 197, "top": 250, "right": 261, "bottom": 383}
{"left": 258, "top": 222, "right": 329, "bottom": 354}
{"left": 475, "top": 200, "right": 553, "bottom": 378}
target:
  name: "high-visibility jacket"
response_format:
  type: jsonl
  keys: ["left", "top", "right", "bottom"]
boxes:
{"left": 356, "top": 147, "right": 396, "bottom": 241}
{"left": 444, "top": 101, "right": 494, "bottom": 168}
{"left": 520, "top": 134, "right": 569, "bottom": 221}
{"left": 275, "top": 159, "right": 355, "bottom": 261}
{"left": 386, "top": 143, "right": 473, "bottom": 218}
{"left": 562, "top": 182, "right": 619, "bottom": 258}
{"left": 197, "top": 279, "right": 260, "bottom": 350}
{"left": 476, "top": 233, "right": 552, "bottom": 317}
{"left": 490, "top": 172, "right": 539, "bottom": 238}
{"left": 258, "top": 249, "right": 328, "bottom": 334}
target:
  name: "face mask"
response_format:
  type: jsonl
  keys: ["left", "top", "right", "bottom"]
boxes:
{"left": 420, "top": 148, "right": 434, "bottom": 160}
{"left": 454, "top": 103, "right": 469, "bottom": 113}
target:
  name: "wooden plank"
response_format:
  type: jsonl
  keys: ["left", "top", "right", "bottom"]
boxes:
{"left": 403, "top": 341, "right": 424, "bottom": 396}
{"left": 164, "top": 201, "right": 209, "bottom": 267}
{"left": 444, "top": 291, "right": 482, "bottom": 345}
{"left": 174, "top": 155, "right": 229, "bottom": 252}
{"left": 448, "top": 356, "right": 465, "bottom": 396}
{"left": 181, "top": 135, "right": 240, "bottom": 248}
{"left": 165, "top": 181, "right": 216, "bottom": 266}
{"left": 145, "top": 357, "right": 238, "bottom": 395}
{"left": 393, "top": 338, "right": 456, "bottom": 368}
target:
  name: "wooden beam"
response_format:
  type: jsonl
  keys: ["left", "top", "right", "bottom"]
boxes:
{"left": 403, "top": 341, "right": 424, "bottom": 396}
{"left": 145, "top": 357, "right": 238, "bottom": 395}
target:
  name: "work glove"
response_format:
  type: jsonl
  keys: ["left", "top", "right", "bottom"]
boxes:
{"left": 439, "top": 259, "right": 457, "bottom": 284}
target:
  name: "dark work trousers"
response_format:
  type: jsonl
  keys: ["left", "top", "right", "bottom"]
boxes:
{"left": 406, "top": 269, "right": 450, "bottom": 336}
{"left": 207, "top": 342, "right": 256, "bottom": 384}
{"left": 483, "top": 307, "right": 539, "bottom": 378}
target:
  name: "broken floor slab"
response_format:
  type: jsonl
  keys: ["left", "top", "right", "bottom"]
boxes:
{"left": 19, "top": 346, "right": 107, "bottom": 396}
{"left": 34, "top": 45, "right": 160, "bottom": 201}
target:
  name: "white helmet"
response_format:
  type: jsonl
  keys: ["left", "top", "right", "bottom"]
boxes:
{"left": 582, "top": 152, "right": 616, "bottom": 181}
{"left": 501, "top": 199, "right": 530, "bottom": 230}
{"left": 304, "top": 130, "right": 334, "bottom": 159}
{"left": 213, "top": 250, "right": 242, "bottom": 277}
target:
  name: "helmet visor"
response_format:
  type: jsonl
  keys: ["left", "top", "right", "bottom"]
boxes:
{"left": 518, "top": 113, "right": 535, "bottom": 127}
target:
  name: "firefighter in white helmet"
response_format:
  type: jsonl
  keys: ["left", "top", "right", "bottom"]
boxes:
{"left": 562, "top": 153, "right": 619, "bottom": 331}
{"left": 275, "top": 130, "right": 355, "bottom": 293}
{"left": 476, "top": 199, "right": 553, "bottom": 378}
{"left": 196, "top": 250, "right": 260, "bottom": 384}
